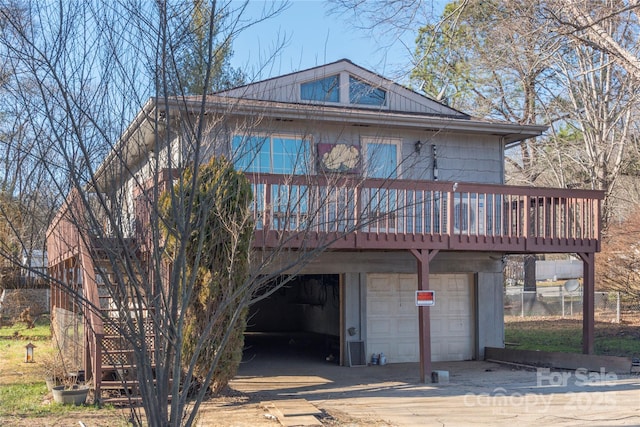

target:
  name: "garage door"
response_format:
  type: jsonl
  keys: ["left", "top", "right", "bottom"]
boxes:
{"left": 429, "top": 274, "right": 474, "bottom": 361}
{"left": 366, "top": 273, "right": 474, "bottom": 363}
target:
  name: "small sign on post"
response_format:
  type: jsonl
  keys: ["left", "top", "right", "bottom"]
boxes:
{"left": 416, "top": 290, "right": 435, "bottom": 306}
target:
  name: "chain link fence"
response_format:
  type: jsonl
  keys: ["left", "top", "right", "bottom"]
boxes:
{"left": 504, "top": 286, "right": 638, "bottom": 323}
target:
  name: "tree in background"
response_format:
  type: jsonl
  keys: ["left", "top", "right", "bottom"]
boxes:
{"left": 171, "top": 0, "right": 245, "bottom": 96}
{"left": 553, "top": 20, "right": 638, "bottom": 227}
{"left": 331, "top": 0, "right": 640, "bottom": 229}
{"left": 596, "top": 212, "right": 640, "bottom": 305}
{"left": 0, "top": 191, "right": 21, "bottom": 268}
{"left": 411, "top": 0, "right": 561, "bottom": 187}
{"left": 545, "top": 0, "right": 640, "bottom": 81}
{"left": 0, "top": 2, "right": 57, "bottom": 271}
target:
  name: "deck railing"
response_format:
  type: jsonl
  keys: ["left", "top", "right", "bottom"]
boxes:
{"left": 49, "top": 175, "right": 605, "bottom": 262}
{"left": 246, "top": 174, "right": 604, "bottom": 253}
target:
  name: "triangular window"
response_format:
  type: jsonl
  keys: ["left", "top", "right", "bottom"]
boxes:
{"left": 349, "top": 76, "right": 386, "bottom": 106}
{"left": 301, "top": 75, "right": 340, "bottom": 102}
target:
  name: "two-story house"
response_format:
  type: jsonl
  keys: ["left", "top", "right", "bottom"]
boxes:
{"left": 47, "top": 60, "right": 602, "bottom": 399}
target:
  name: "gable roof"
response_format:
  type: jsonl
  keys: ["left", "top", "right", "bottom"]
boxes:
{"left": 215, "top": 59, "right": 470, "bottom": 118}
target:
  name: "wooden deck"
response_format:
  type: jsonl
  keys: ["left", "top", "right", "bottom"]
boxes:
{"left": 247, "top": 174, "right": 603, "bottom": 254}
{"left": 45, "top": 175, "right": 604, "bottom": 399}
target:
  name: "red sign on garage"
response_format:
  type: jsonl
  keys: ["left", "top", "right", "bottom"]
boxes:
{"left": 415, "top": 290, "right": 435, "bottom": 306}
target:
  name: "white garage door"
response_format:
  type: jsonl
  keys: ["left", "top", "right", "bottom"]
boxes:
{"left": 429, "top": 274, "right": 474, "bottom": 362}
{"left": 366, "top": 273, "right": 474, "bottom": 363}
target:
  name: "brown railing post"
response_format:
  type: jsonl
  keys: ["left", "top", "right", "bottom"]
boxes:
{"left": 264, "top": 180, "right": 271, "bottom": 232}
{"left": 578, "top": 252, "right": 595, "bottom": 354}
{"left": 410, "top": 248, "right": 439, "bottom": 383}
{"left": 595, "top": 198, "right": 602, "bottom": 249}
{"left": 447, "top": 189, "right": 455, "bottom": 235}
{"left": 94, "top": 334, "right": 103, "bottom": 401}
{"left": 523, "top": 195, "right": 531, "bottom": 241}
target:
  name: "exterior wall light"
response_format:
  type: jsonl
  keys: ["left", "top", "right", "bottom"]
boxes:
{"left": 414, "top": 140, "right": 423, "bottom": 153}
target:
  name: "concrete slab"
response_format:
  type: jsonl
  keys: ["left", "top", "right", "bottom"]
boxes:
{"left": 262, "top": 399, "right": 322, "bottom": 426}
{"left": 232, "top": 357, "right": 640, "bottom": 427}
{"left": 263, "top": 399, "right": 322, "bottom": 417}
{"left": 486, "top": 346, "right": 633, "bottom": 373}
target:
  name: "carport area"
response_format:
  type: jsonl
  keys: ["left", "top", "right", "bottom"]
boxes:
{"left": 228, "top": 356, "right": 640, "bottom": 426}
{"left": 245, "top": 274, "right": 341, "bottom": 365}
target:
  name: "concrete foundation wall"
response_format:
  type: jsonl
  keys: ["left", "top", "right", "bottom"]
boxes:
{"left": 297, "top": 251, "right": 503, "bottom": 276}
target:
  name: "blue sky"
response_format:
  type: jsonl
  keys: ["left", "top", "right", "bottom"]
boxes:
{"left": 230, "top": 1, "right": 427, "bottom": 84}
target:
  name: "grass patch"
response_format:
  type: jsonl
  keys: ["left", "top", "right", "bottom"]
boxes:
{"left": 0, "top": 318, "right": 121, "bottom": 422}
{"left": 0, "top": 382, "right": 50, "bottom": 415}
{"left": 505, "top": 316, "right": 640, "bottom": 357}
{"left": 595, "top": 337, "right": 640, "bottom": 357}
{"left": 0, "top": 381, "right": 105, "bottom": 419}
{"left": 0, "top": 316, "right": 52, "bottom": 340}
{"left": 506, "top": 322, "right": 581, "bottom": 353}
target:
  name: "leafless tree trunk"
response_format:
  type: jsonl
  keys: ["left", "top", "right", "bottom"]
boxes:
{"left": 545, "top": 0, "right": 640, "bottom": 80}
{"left": 0, "top": 1, "right": 401, "bottom": 426}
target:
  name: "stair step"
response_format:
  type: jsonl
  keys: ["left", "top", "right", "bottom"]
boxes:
{"left": 103, "top": 349, "right": 138, "bottom": 354}
{"left": 102, "top": 334, "right": 156, "bottom": 340}
{"left": 100, "top": 380, "right": 138, "bottom": 388}
{"left": 100, "top": 395, "right": 173, "bottom": 405}
{"left": 101, "top": 396, "right": 143, "bottom": 404}
{"left": 100, "top": 378, "right": 171, "bottom": 387}
{"left": 100, "top": 363, "right": 155, "bottom": 372}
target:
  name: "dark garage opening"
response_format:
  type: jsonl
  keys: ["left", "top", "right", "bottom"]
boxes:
{"left": 244, "top": 274, "right": 340, "bottom": 364}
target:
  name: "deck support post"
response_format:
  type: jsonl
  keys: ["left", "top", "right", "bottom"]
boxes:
{"left": 409, "top": 248, "right": 439, "bottom": 383}
{"left": 578, "top": 252, "right": 595, "bottom": 354}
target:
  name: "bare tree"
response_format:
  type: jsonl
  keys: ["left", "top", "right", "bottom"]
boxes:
{"left": 596, "top": 210, "right": 640, "bottom": 303}
{"left": 0, "top": 1, "right": 302, "bottom": 425}
{"left": 553, "top": 33, "right": 639, "bottom": 226}
{"left": 331, "top": 0, "right": 640, "bottom": 229}
{"left": 544, "top": 0, "right": 640, "bottom": 80}
{"left": 411, "top": 0, "right": 564, "bottom": 188}
{"left": 0, "top": 1, "right": 397, "bottom": 426}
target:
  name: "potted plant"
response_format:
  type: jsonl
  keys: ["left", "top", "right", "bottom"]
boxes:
{"left": 42, "top": 348, "right": 90, "bottom": 405}
{"left": 41, "top": 354, "right": 65, "bottom": 392}
{"left": 51, "top": 382, "right": 90, "bottom": 405}
{"left": 43, "top": 323, "right": 91, "bottom": 405}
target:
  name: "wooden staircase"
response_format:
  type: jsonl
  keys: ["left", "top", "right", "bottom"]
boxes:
{"left": 97, "top": 317, "right": 155, "bottom": 404}
{"left": 90, "top": 247, "right": 159, "bottom": 404}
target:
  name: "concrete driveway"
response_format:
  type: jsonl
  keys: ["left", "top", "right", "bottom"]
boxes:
{"left": 231, "top": 351, "right": 640, "bottom": 426}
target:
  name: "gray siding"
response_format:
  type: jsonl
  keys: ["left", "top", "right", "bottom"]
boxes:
{"left": 215, "top": 119, "right": 504, "bottom": 185}
{"left": 218, "top": 60, "right": 467, "bottom": 117}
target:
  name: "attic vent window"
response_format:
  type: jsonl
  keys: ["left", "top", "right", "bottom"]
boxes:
{"left": 301, "top": 75, "right": 340, "bottom": 102}
{"left": 349, "top": 76, "right": 386, "bottom": 106}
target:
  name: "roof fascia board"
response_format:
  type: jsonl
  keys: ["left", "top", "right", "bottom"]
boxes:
{"left": 171, "top": 97, "right": 547, "bottom": 142}
{"left": 92, "top": 98, "right": 158, "bottom": 190}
